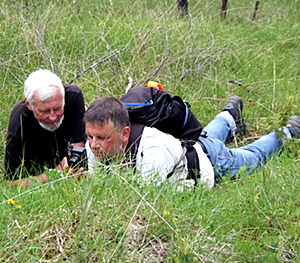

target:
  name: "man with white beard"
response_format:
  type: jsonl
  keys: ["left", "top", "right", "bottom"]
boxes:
{"left": 4, "top": 69, "right": 86, "bottom": 187}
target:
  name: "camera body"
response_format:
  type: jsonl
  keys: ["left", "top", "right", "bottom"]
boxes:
{"left": 67, "top": 145, "right": 87, "bottom": 169}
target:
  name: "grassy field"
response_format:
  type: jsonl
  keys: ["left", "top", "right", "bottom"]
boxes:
{"left": 1, "top": 0, "right": 300, "bottom": 261}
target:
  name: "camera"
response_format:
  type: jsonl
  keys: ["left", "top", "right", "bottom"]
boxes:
{"left": 67, "top": 145, "right": 87, "bottom": 170}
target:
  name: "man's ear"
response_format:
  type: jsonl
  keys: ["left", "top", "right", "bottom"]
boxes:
{"left": 25, "top": 98, "right": 33, "bottom": 111}
{"left": 121, "top": 126, "right": 130, "bottom": 145}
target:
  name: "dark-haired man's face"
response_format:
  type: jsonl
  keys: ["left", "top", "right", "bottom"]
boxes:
{"left": 86, "top": 120, "right": 129, "bottom": 162}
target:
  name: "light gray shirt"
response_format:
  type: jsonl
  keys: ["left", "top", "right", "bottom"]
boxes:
{"left": 86, "top": 126, "right": 214, "bottom": 190}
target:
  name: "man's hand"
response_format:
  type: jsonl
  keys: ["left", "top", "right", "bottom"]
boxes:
{"left": 5, "top": 153, "right": 86, "bottom": 188}
{"left": 6, "top": 172, "right": 49, "bottom": 189}
{"left": 58, "top": 156, "right": 88, "bottom": 183}
{"left": 56, "top": 157, "right": 69, "bottom": 172}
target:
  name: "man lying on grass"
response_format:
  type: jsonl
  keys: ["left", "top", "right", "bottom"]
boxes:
{"left": 84, "top": 96, "right": 300, "bottom": 189}
{"left": 4, "top": 69, "right": 87, "bottom": 187}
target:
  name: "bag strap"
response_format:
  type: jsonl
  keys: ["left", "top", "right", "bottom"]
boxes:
{"left": 126, "top": 124, "right": 201, "bottom": 185}
{"left": 125, "top": 123, "right": 145, "bottom": 163}
{"left": 167, "top": 140, "right": 200, "bottom": 186}
{"left": 183, "top": 141, "right": 200, "bottom": 186}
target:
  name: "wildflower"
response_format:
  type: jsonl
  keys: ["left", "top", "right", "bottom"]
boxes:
{"left": 45, "top": 206, "right": 47, "bottom": 209}
{"left": 164, "top": 211, "right": 170, "bottom": 216}
{"left": 7, "top": 199, "right": 15, "bottom": 205}
{"left": 256, "top": 196, "right": 260, "bottom": 199}
{"left": 173, "top": 217, "right": 177, "bottom": 222}
{"left": 15, "top": 205, "right": 21, "bottom": 209}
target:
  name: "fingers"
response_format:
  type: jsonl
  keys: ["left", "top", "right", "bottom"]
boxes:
{"left": 63, "top": 163, "right": 69, "bottom": 173}
{"left": 57, "top": 157, "right": 87, "bottom": 183}
{"left": 62, "top": 157, "right": 69, "bottom": 172}
{"left": 61, "top": 156, "right": 68, "bottom": 166}
{"left": 56, "top": 157, "right": 69, "bottom": 172}
{"left": 74, "top": 168, "right": 86, "bottom": 183}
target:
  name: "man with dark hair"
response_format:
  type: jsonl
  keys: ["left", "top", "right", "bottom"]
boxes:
{"left": 84, "top": 97, "right": 131, "bottom": 164}
{"left": 84, "top": 96, "right": 300, "bottom": 190}
{"left": 5, "top": 69, "right": 87, "bottom": 187}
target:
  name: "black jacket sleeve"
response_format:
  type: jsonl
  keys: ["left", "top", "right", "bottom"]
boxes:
{"left": 5, "top": 102, "right": 28, "bottom": 180}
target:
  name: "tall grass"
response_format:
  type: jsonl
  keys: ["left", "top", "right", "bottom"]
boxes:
{"left": 1, "top": 0, "right": 300, "bottom": 261}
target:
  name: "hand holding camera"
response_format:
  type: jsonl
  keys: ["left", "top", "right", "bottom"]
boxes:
{"left": 54, "top": 145, "right": 88, "bottom": 182}
{"left": 67, "top": 145, "right": 87, "bottom": 170}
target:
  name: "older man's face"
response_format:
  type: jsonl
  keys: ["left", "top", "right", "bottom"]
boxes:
{"left": 28, "top": 87, "right": 64, "bottom": 132}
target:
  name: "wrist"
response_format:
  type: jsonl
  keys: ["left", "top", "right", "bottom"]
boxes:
{"left": 49, "top": 169, "right": 64, "bottom": 176}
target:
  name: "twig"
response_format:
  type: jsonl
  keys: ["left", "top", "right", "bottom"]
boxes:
{"left": 100, "top": 23, "right": 118, "bottom": 87}
{"left": 188, "top": 30, "right": 215, "bottom": 88}
{"left": 91, "top": 67, "right": 102, "bottom": 89}
{"left": 0, "top": 172, "right": 87, "bottom": 207}
{"left": 14, "top": 220, "right": 27, "bottom": 237}
{"left": 265, "top": 244, "right": 300, "bottom": 260}
{"left": 114, "top": 169, "right": 177, "bottom": 235}
{"left": 180, "top": 30, "right": 216, "bottom": 86}
{"left": 110, "top": 167, "right": 207, "bottom": 261}
{"left": 227, "top": 79, "right": 243, "bottom": 86}
{"left": 108, "top": 193, "right": 147, "bottom": 261}
{"left": 177, "top": 0, "right": 188, "bottom": 15}
{"left": 166, "top": 46, "right": 202, "bottom": 66}
{"left": 80, "top": 29, "right": 87, "bottom": 70}
{"left": 253, "top": 1, "right": 260, "bottom": 20}
{"left": 25, "top": 0, "right": 29, "bottom": 18}
{"left": 68, "top": 33, "right": 137, "bottom": 84}
{"left": 9, "top": 56, "right": 27, "bottom": 78}
{"left": 125, "top": 77, "right": 133, "bottom": 93}
{"left": 179, "top": 38, "right": 246, "bottom": 83}
{"left": 76, "top": 0, "right": 80, "bottom": 14}
{"left": 240, "top": 135, "right": 261, "bottom": 143}
{"left": 75, "top": 172, "right": 96, "bottom": 241}
{"left": 24, "top": 19, "right": 54, "bottom": 72}
{"left": 19, "top": 0, "right": 50, "bottom": 10}
{"left": 189, "top": 59, "right": 207, "bottom": 88}
{"left": 128, "top": 13, "right": 163, "bottom": 71}
{"left": 221, "top": 0, "right": 228, "bottom": 19}
{"left": 142, "top": 13, "right": 163, "bottom": 40}
{"left": 0, "top": 62, "right": 23, "bottom": 84}
{"left": 145, "top": 49, "right": 169, "bottom": 83}
{"left": 180, "top": 41, "right": 230, "bottom": 83}
{"left": 182, "top": 13, "right": 194, "bottom": 77}
{"left": 144, "top": 34, "right": 170, "bottom": 84}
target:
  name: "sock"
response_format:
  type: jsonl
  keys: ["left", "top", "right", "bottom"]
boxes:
{"left": 287, "top": 127, "right": 295, "bottom": 138}
{"left": 223, "top": 109, "right": 236, "bottom": 120}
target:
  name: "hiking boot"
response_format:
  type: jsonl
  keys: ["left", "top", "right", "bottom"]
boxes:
{"left": 287, "top": 115, "right": 300, "bottom": 138}
{"left": 223, "top": 96, "right": 246, "bottom": 137}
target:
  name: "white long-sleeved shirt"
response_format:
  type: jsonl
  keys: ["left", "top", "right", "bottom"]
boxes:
{"left": 86, "top": 126, "right": 214, "bottom": 190}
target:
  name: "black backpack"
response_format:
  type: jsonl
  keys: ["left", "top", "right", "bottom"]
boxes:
{"left": 120, "top": 86, "right": 202, "bottom": 141}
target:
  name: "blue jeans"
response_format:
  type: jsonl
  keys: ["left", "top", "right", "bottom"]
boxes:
{"left": 198, "top": 111, "right": 291, "bottom": 183}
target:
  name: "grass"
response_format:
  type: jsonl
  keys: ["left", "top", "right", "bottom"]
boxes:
{"left": 1, "top": 0, "right": 300, "bottom": 261}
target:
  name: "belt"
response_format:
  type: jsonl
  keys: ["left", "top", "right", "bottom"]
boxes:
{"left": 198, "top": 140, "right": 208, "bottom": 154}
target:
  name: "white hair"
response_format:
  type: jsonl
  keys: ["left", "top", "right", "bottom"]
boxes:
{"left": 24, "top": 69, "right": 65, "bottom": 108}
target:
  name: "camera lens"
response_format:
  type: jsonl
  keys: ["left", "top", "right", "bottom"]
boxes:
{"left": 69, "top": 153, "right": 81, "bottom": 168}
{"left": 67, "top": 145, "right": 87, "bottom": 169}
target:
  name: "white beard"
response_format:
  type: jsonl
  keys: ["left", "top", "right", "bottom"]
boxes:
{"left": 37, "top": 115, "right": 64, "bottom": 132}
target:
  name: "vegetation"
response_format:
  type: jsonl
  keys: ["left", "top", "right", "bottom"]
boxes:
{"left": 1, "top": 0, "right": 300, "bottom": 261}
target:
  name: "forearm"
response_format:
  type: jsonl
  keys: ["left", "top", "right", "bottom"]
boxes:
{"left": 5, "top": 172, "right": 48, "bottom": 188}
{"left": 36, "top": 173, "right": 49, "bottom": 183}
